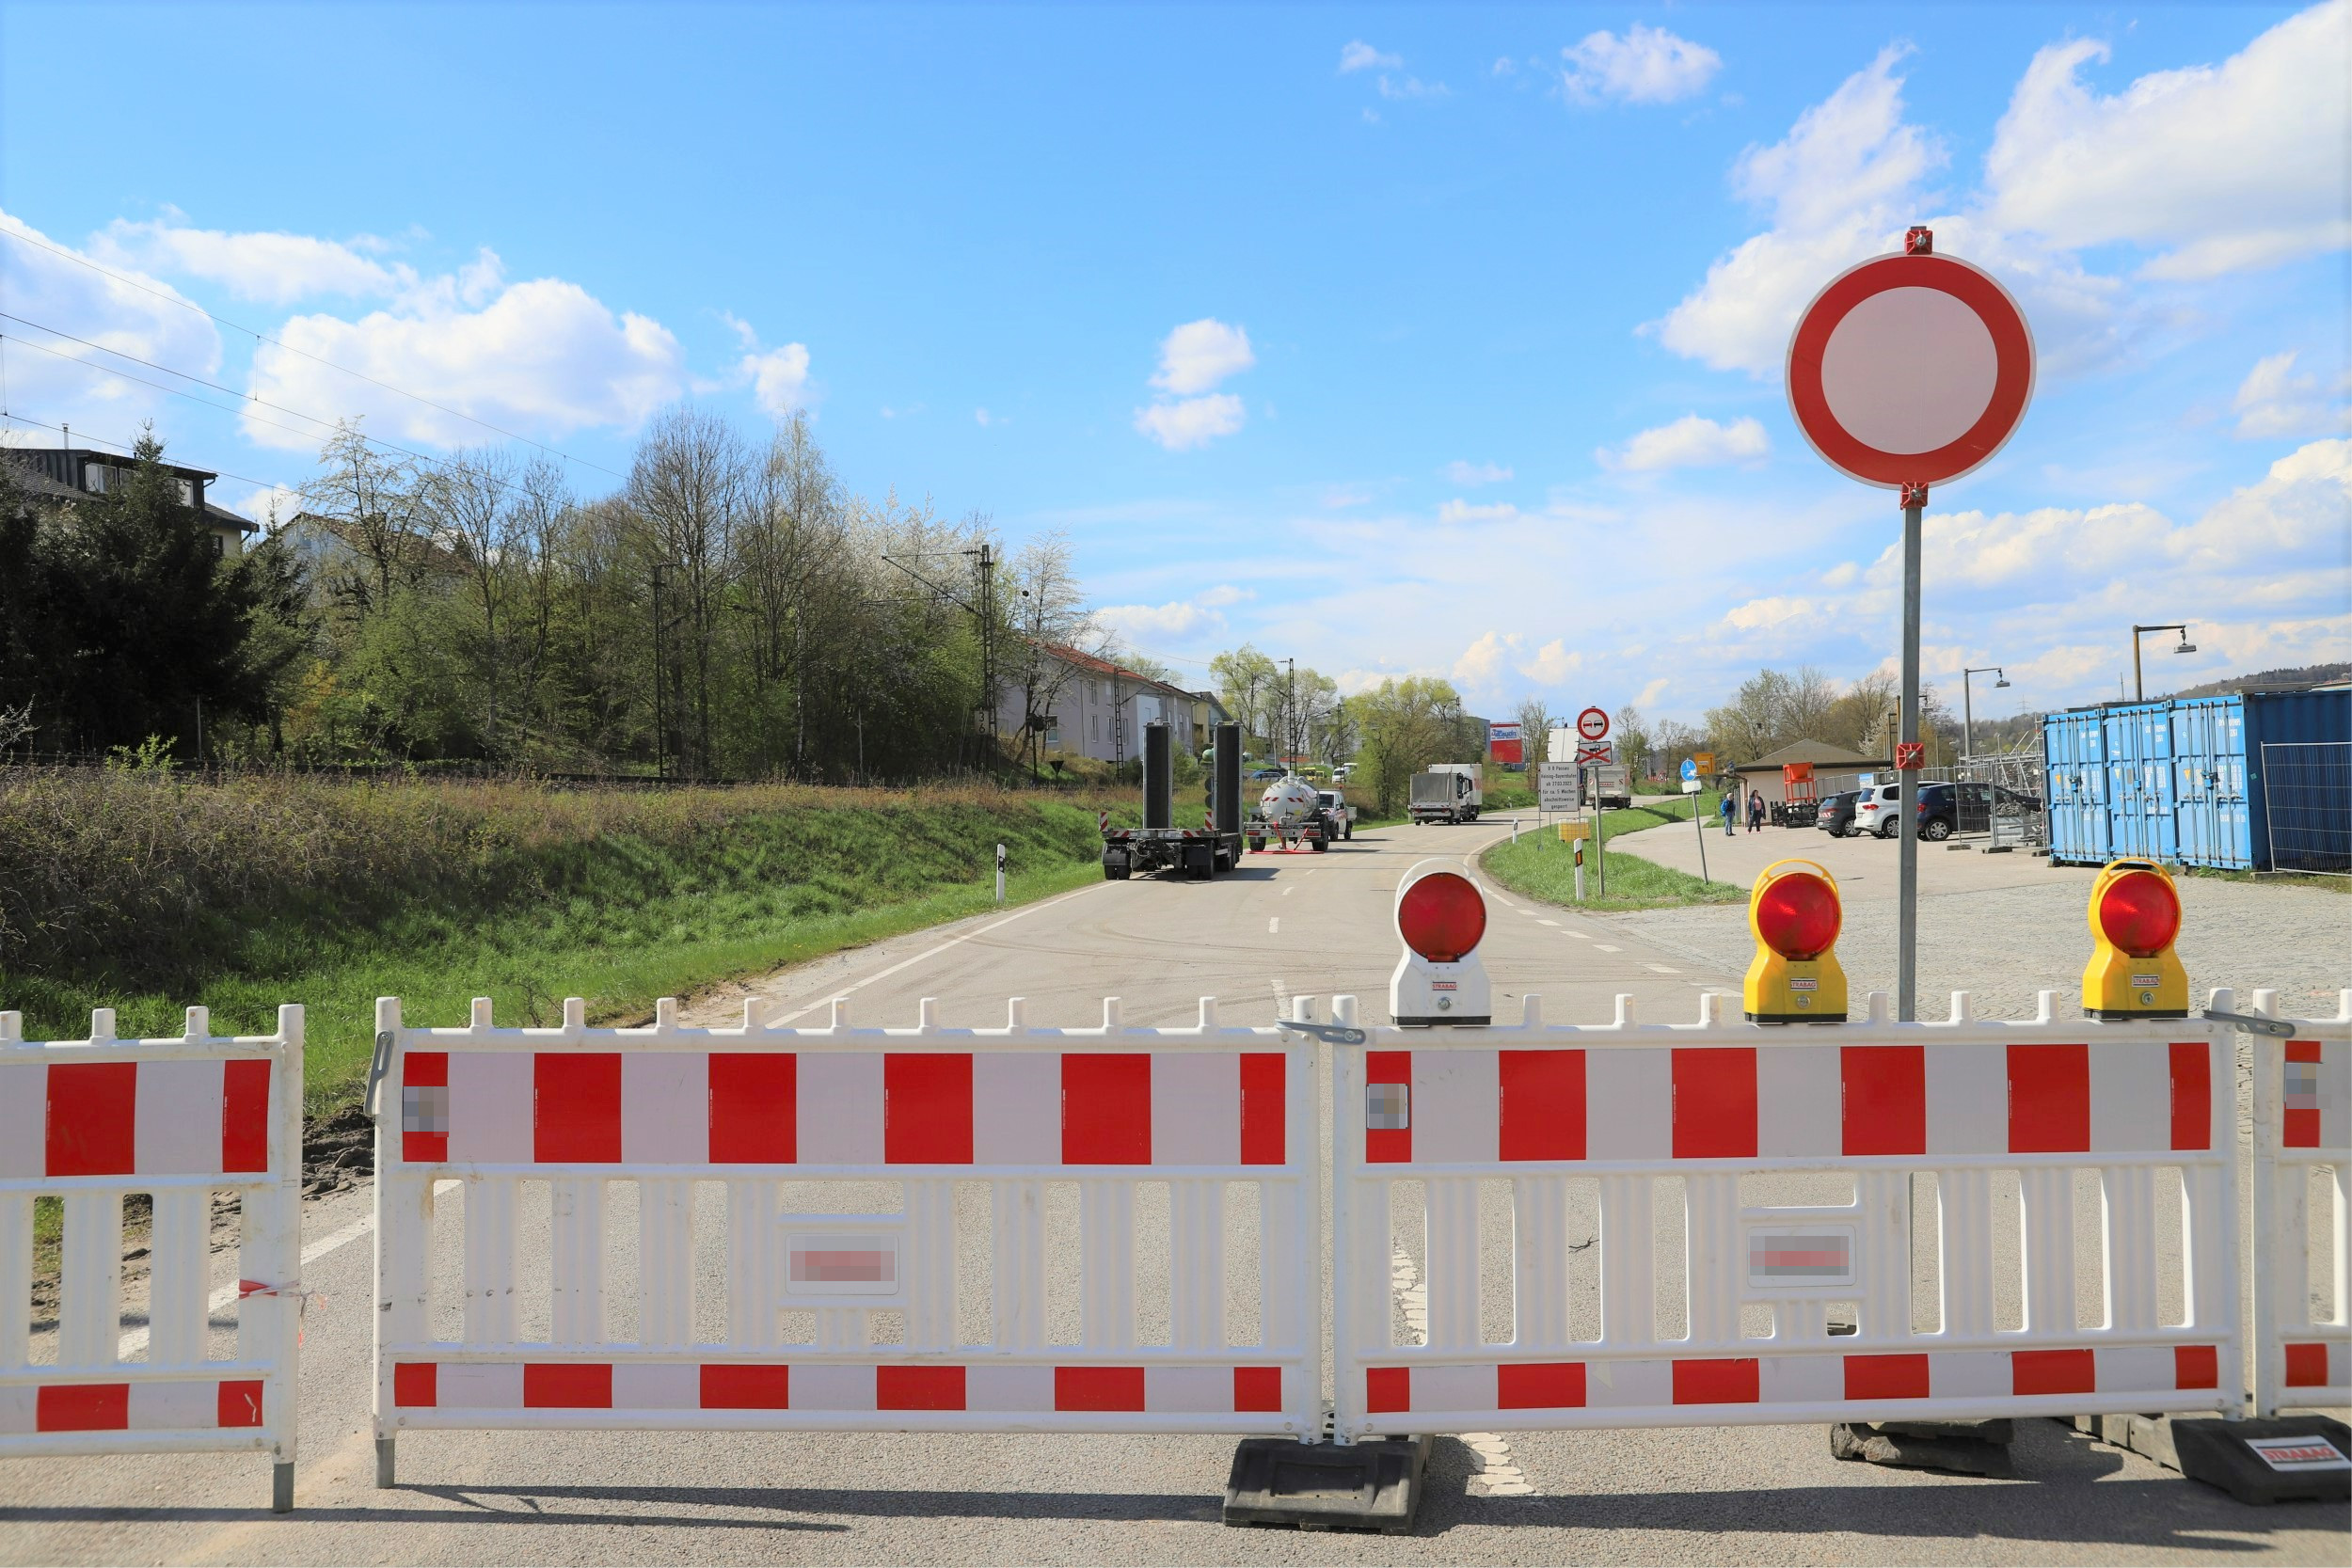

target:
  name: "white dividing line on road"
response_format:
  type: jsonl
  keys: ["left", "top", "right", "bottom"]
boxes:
{"left": 769, "top": 882, "right": 1103, "bottom": 1026}
{"left": 1565, "top": 930, "right": 1591, "bottom": 940}
{"left": 1596, "top": 944, "right": 1622, "bottom": 953}
{"left": 1536, "top": 919, "right": 1560, "bottom": 927}
{"left": 1645, "top": 964, "right": 1680, "bottom": 974}
{"left": 1267, "top": 917, "right": 1279, "bottom": 934}
{"left": 1390, "top": 1243, "right": 1534, "bottom": 1498}
{"left": 1282, "top": 885, "right": 1295, "bottom": 896}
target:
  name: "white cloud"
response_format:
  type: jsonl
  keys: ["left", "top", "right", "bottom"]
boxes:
{"left": 974, "top": 406, "right": 1002, "bottom": 427}
{"left": 246, "top": 253, "right": 689, "bottom": 451}
{"left": 0, "top": 208, "right": 225, "bottom": 442}
{"left": 739, "top": 343, "right": 811, "bottom": 420}
{"left": 1438, "top": 498, "right": 1520, "bottom": 525}
{"left": 232, "top": 483, "right": 305, "bottom": 528}
{"left": 1983, "top": 3, "right": 2352, "bottom": 280}
{"left": 1199, "top": 583, "right": 1250, "bottom": 608}
{"left": 1134, "top": 393, "right": 1244, "bottom": 451}
{"left": 1598, "top": 415, "right": 1769, "bottom": 471}
{"left": 1653, "top": 47, "right": 1942, "bottom": 375}
{"left": 91, "top": 214, "right": 409, "bottom": 305}
{"left": 1444, "top": 459, "right": 1513, "bottom": 485}
{"left": 1453, "top": 631, "right": 1516, "bottom": 687}
{"left": 1339, "top": 40, "right": 1401, "bottom": 74}
{"left": 1563, "top": 24, "right": 1723, "bottom": 104}
{"left": 1493, "top": 56, "right": 1518, "bottom": 78}
{"left": 1518, "top": 639, "right": 1580, "bottom": 685}
{"left": 1377, "top": 74, "right": 1447, "bottom": 101}
{"left": 1095, "top": 599, "right": 1216, "bottom": 640}
{"left": 2233, "top": 351, "right": 2351, "bottom": 439}
{"left": 1151, "top": 318, "right": 1254, "bottom": 395}
{"left": 1722, "top": 595, "right": 1818, "bottom": 632}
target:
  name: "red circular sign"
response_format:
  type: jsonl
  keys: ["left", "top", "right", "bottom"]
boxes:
{"left": 1786, "top": 251, "right": 2033, "bottom": 489}
{"left": 1577, "top": 706, "right": 1609, "bottom": 741}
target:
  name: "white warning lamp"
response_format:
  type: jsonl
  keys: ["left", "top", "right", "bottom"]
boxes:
{"left": 1391, "top": 859, "right": 1491, "bottom": 1026}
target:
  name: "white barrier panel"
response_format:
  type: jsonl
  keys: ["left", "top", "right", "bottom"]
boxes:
{"left": 1330, "top": 990, "right": 2239, "bottom": 1440}
{"left": 372, "top": 993, "right": 1319, "bottom": 1463}
{"left": 0, "top": 1006, "right": 303, "bottom": 1508}
{"left": 2244, "top": 986, "right": 2351, "bottom": 1417}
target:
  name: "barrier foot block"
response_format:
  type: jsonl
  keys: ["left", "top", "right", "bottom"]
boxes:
{"left": 1832, "top": 1421, "right": 2014, "bottom": 1477}
{"left": 2139, "top": 1416, "right": 2349, "bottom": 1505}
{"left": 272, "top": 1462, "right": 294, "bottom": 1514}
{"left": 375, "top": 1437, "right": 395, "bottom": 1489}
{"left": 1223, "top": 1435, "right": 1431, "bottom": 1534}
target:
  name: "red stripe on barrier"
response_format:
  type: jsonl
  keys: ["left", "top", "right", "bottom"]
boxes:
{"left": 1239, "top": 1053, "right": 1286, "bottom": 1165}
{"left": 393, "top": 1362, "right": 437, "bottom": 1408}
{"left": 1500, "top": 1052, "right": 1585, "bottom": 1162}
{"left": 878, "top": 1366, "right": 966, "bottom": 1411}
{"left": 1365, "top": 1367, "right": 1409, "bottom": 1413}
{"left": 218, "top": 1379, "right": 264, "bottom": 1428}
{"left": 701, "top": 1364, "right": 791, "bottom": 1408}
{"left": 709, "top": 1054, "right": 796, "bottom": 1164}
{"left": 885, "top": 1053, "right": 973, "bottom": 1164}
{"left": 37, "top": 1384, "right": 127, "bottom": 1432}
{"left": 221, "top": 1059, "right": 271, "bottom": 1173}
{"left": 2011, "top": 1348, "right": 2095, "bottom": 1396}
{"left": 2168, "top": 1042, "right": 2212, "bottom": 1151}
{"left": 1054, "top": 1366, "right": 1145, "bottom": 1411}
{"left": 1841, "top": 1046, "right": 1926, "bottom": 1156}
{"left": 1672, "top": 1049, "right": 1757, "bottom": 1160}
{"left": 1234, "top": 1367, "right": 1283, "bottom": 1413}
{"left": 2175, "top": 1345, "right": 2219, "bottom": 1390}
{"left": 1844, "top": 1353, "right": 1930, "bottom": 1401}
{"left": 536, "top": 1053, "right": 622, "bottom": 1164}
{"left": 1499, "top": 1361, "right": 1585, "bottom": 1409}
{"left": 46, "top": 1062, "right": 137, "bottom": 1178}
{"left": 402, "top": 1052, "right": 448, "bottom": 1164}
{"left": 2285, "top": 1108, "right": 2321, "bottom": 1148}
{"left": 2008, "top": 1044, "right": 2090, "bottom": 1154}
{"left": 2286, "top": 1039, "right": 2324, "bottom": 1063}
{"left": 1672, "top": 1358, "right": 1759, "bottom": 1404}
{"left": 2284, "top": 1342, "right": 2331, "bottom": 1387}
{"left": 523, "top": 1363, "right": 612, "bottom": 1408}
{"left": 1365, "top": 1051, "right": 1412, "bottom": 1164}
{"left": 1061, "top": 1056, "right": 1151, "bottom": 1165}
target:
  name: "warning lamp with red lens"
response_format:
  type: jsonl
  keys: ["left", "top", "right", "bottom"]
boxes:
{"left": 2082, "top": 860, "right": 2188, "bottom": 1020}
{"left": 1744, "top": 859, "right": 1849, "bottom": 1023}
{"left": 1391, "top": 859, "right": 1491, "bottom": 1026}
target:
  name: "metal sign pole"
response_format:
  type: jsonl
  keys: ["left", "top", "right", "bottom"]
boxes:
{"left": 1898, "top": 494, "right": 1923, "bottom": 1022}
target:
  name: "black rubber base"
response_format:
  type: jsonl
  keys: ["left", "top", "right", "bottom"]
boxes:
{"left": 2083, "top": 1006, "right": 2189, "bottom": 1021}
{"left": 1394, "top": 1017, "right": 1491, "bottom": 1028}
{"left": 1224, "top": 1435, "right": 1430, "bottom": 1533}
{"left": 1746, "top": 1011, "right": 1848, "bottom": 1024}
{"left": 2079, "top": 1414, "right": 2352, "bottom": 1505}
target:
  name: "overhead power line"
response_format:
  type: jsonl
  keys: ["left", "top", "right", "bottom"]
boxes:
{"left": 0, "top": 224, "right": 628, "bottom": 481}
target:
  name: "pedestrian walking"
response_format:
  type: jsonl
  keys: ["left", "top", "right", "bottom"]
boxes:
{"left": 1719, "top": 787, "right": 1737, "bottom": 837}
{"left": 1747, "top": 790, "right": 1766, "bottom": 833}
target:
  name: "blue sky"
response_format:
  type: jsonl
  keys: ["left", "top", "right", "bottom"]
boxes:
{"left": 3, "top": 2, "right": 2345, "bottom": 723}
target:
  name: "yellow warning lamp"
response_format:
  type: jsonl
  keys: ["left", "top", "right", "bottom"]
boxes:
{"left": 1744, "top": 859, "right": 1849, "bottom": 1024}
{"left": 2082, "top": 859, "right": 2188, "bottom": 1020}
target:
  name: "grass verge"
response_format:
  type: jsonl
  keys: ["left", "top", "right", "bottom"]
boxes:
{"left": 1478, "top": 792, "right": 1747, "bottom": 911}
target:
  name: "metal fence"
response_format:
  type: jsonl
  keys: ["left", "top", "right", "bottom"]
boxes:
{"left": 2262, "top": 741, "right": 2352, "bottom": 876}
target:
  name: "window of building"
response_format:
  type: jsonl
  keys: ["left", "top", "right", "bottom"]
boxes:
{"left": 177, "top": 479, "right": 196, "bottom": 508}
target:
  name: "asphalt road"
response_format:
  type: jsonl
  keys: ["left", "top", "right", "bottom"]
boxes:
{"left": 2, "top": 820, "right": 2343, "bottom": 1565}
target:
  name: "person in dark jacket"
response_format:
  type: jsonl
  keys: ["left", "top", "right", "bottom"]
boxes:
{"left": 1748, "top": 790, "right": 1766, "bottom": 832}
{"left": 1719, "top": 788, "right": 1737, "bottom": 837}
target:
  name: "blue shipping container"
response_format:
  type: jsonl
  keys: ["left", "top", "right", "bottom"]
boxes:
{"left": 2044, "top": 689, "right": 2352, "bottom": 870}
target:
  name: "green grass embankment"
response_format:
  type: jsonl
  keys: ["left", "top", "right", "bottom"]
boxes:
{"left": 1480, "top": 787, "right": 1747, "bottom": 911}
{"left": 0, "top": 771, "right": 1134, "bottom": 1114}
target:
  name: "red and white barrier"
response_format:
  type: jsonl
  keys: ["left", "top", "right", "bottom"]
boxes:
{"left": 371, "top": 992, "right": 1318, "bottom": 1476}
{"left": 1331, "top": 990, "right": 2240, "bottom": 1439}
{"left": 2240, "top": 987, "right": 2350, "bottom": 1418}
{"left": 0, "top": 1006, "right": 303, "bottom": 1510}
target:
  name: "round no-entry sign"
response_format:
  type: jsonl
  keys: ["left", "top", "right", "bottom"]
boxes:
{"left": 1577, "top": 706, "right": 1609, "bottom": 742}
{"left": 1786, "top": 248, "right": 2034, "bottom": 489}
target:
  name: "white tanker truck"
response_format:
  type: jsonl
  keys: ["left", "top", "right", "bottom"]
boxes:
{"left": 1247, "top": 774, "right": 1345, "bottom": 854}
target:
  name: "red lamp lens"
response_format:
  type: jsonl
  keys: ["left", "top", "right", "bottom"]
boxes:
{"left": 1398, "top": 873, "right": 1486, "bottom": 963}
{"left": 1756, "top": 871, "right": 1840, "bottom": 960}
{"left": 2098, "top": 870, "right": 2180, "bottom": 958}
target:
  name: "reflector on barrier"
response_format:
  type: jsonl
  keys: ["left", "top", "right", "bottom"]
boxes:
{"left": 1391, "top": 861, "right": 1491, "bottom": 1027}
{"left": 1743, "top": 859, "right": 1849, "bottom": 1024}
{"left": 2082, "top": 860, "right": 2187, "bottom": 1021}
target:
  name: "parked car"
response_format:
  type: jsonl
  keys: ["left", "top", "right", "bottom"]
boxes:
{"left": 1816, "top": 790, "right": 1861, "bottom": 836}
{"left": 1315, "top": 789, "right": 1356, "bottom": 841}
{"left": 1248, "top": 767, "right": 1285, "bottom": 781}
{"left": 1853, "top": 784, "right": 1904, "bottom": 837}
{"left": 1916, "top": 781, "right": 2046, "bottom": 840}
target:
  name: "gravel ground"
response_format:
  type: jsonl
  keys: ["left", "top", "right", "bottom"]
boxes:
{"left": 1600, "top": 852, "right": 2351, "bottom": 1023}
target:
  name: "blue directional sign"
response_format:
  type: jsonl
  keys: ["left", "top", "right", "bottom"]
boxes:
{"left": 1679, "top": 758, "right": 1698, "bottom": 782}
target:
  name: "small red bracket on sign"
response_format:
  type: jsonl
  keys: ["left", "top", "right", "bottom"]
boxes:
{"left": 1904, "top": 226, "right": 1933, "bottom": 256}
{"left": 1899, "top": 481, "right": 1930, "bottom": 510}
{"left": 1896, "top": 742, "right": 1924, "bottom": 770}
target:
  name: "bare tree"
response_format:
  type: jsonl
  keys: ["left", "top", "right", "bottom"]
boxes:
{"left": 628, "top": 407, "right": 746, "bottom": 777}
{"left": 739, "top": 412, "right": 846, "bottom": 774}
{"left": 1513, "top": 694, "right": 1553, "bottom": 792}
{"left": 1006, "top": 530, "right": 1103, "bottom": 773}
{"left": 436, "top": 447, "right": 522, "bottom": 752}
{"left": 302, "top": 421, "right": 432, "bottom": 622}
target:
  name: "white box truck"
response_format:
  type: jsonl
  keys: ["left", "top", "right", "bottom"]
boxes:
{"left": 1408, "top": 763, "right": 1484, "bottom": 825}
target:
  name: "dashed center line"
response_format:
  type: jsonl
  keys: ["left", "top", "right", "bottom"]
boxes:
{"left": 1596, "top": 943, "right": 1622, "bottom": 953}
{"left": 1267, "top": 917, "right": 1279, "bottom": 934}
{"left": 1536, "top": 919, "right": 1561, "bottom": 927}
{"left": 1646, "top": 963, "right": 1680, "bottom": 974}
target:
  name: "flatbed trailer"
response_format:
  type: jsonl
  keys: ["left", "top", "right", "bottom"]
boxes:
{"left": 1102, "top": 719, "right": 1246, "bottom": 881}
{"left": 1101, "top": 823, "right": 1241, "bottom": 879}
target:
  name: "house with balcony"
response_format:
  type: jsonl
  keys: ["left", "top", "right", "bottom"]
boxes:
{"left": 5, "top": 447, "right": 262, "bottom": 559}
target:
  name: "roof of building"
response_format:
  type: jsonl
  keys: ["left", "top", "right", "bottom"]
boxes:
{"left": 1731, "top": 739, "right": 1891, "bottom": 773}
{"left": 1035, "top": 641, "right": 1205, "bottom": 705}
{"left": 6, "top": 449, "right": 260, "bottom": 532}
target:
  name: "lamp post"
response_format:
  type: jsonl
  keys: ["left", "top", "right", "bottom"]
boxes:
{"left": 1960, "top": 665, "right": 2010, "bottom": 764}
{"left": 2130, "top": 624, "right": 2196, "bottom": 701}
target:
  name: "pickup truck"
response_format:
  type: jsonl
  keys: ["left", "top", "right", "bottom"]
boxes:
{"left": 1315, "top": 789, "right": 1356, "bottom": 841}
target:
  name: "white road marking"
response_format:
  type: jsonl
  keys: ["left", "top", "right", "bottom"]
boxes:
{"left": 1282, "top": 886, "right": 1295, "bottom": 896}
{"left": 1268, "top": 917, "right": 1279, "bottom": 933}
{"left": 1390, "top": 1243, "right": 1535, "bottom": 1498}
{"left": 769, "top": 883, "right": 1102, "bottom": 1025}
{"left": 1645, "top": 964, "right": 1680, "bottom": 974}
{"left": 1565, "top": 930, "right": 1591, "bottom": 940}
{"left": 1596, "top": 944, "right": 1622, "bottom": 953}
{"left": 1536, "top": 919, "right": 1560, "bottom": 927}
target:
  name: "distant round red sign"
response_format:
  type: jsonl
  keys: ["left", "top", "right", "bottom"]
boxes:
{"left": 1786, "top": 250, "right": 2034, "bottom": 489}
{"left": 1577, "top": 706, "right": 1609, "bottom": 742}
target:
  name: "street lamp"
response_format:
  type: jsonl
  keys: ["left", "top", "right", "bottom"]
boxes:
{"left": 1961, "top": 665, "right": 2010, "bottom": 764}
{"left": 2130, "top": 624, "right": 2196, "bottom": 701}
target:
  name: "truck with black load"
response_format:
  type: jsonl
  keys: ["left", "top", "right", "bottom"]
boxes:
{"left": 1101, "top": 721, "right": 1244, "bottom": 880}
